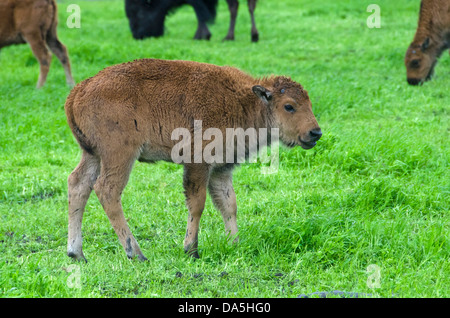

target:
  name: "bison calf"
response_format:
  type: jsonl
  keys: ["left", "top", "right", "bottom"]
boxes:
{"left": 405, "top": 0, "right": 450, "bottom": 85}
{"left": 65, "top": 59, "right": 321, "bottom": 261}
{"left": 0, "top": 0, "right": 74, "bottom": 88}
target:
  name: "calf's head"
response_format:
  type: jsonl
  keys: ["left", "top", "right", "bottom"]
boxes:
{"left": 253, "top": 77, "right": 321, "bottom": 149}
{"left": 405, "top": 37, "right": 436, "bottom": 85}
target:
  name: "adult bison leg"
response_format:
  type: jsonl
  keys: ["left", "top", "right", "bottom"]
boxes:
{"left": 193, "top": 22, "right": 211, "bottom": 40}
{"left": 182, "top": 164, "right": 210, "bottom": 258}
{"left": 94, "top": 154, "right": 147, "bottom": 261}
{"left": 248, "top": 0, "right": 259, "bottom": 42}
{"left": 67, "top": 151, "right": 100, "bottom": 262}
{"left": 208, "top": 166, "right": 238, "bottom": 243}
{"left": 223, "top": 0, "right": 239, "bottom": 41}
{"left": 188, "top": 0, "right": 212, "bottom": 40}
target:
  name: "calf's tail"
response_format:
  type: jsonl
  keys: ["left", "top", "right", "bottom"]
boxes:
{"left": 64, "top": 86, "right": 95, "bottom": 156}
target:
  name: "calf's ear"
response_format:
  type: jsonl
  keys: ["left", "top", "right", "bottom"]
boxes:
{"left": 252, "top": 85, "right": 273, "bottom": 105}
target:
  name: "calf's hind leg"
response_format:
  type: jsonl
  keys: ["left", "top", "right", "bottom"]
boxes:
{"left": 46, "top": 29, "right": 75, "bottom": 87}
{"left": 94, "top": 155, "right": 147, "bottom": 261}
{"left": 22, "top": 31, "right": 51, "bottom": 88}
{"left": 67, "top": 151, "right": 100, "bottom": 262}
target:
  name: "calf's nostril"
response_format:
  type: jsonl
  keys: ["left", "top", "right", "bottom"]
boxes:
{"left": 309, "top": 128, "right": 322, "bottom": 141}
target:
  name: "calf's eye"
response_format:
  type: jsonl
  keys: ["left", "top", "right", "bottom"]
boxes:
{"left": 284, "top": 104, "right": 295, "bottom": 113}
{"left": 410, "top": 60, "right": 420, "bottom": 68}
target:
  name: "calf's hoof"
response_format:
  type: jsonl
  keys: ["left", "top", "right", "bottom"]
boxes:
{"left": 67, "top": 251, "right": 87, "bottom": 263}
{"left": 184, "top": 245, "right": 200, "bottom": 259}
{"left": 187, "top": 251, "right": 200, "bottom": 259}
{"left": 129, "top": 254, "right": 148, "bottom": 262}
{"left": 67, "top": 79, "right": 75, "bottom": 87}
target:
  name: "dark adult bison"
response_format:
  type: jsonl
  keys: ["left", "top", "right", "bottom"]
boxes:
{"left": 404, "top": 0, "right": 450, "bottom": 85}
{"left": 125, "top": 0, "right": 259, "bottom": 42}
{"left": 0, "top": 0, "right": 74, "bottom": 88}
{"left": 65, "top": 58, "right": 321, "bottom": 261}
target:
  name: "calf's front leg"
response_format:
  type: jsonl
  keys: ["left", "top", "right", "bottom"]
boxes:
{"left": 182, "top": 164, "right": 210, "bottom": 258}
{"left": 208, "top": 166, "right": 238, "bottom": 243}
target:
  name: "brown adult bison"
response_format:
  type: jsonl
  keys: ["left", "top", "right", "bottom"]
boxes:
{"left": 0, "top": 0, "right": 74, "bottom": 88}
{"left": 65, "top": 59, "right": 321, "bottom": 261}
{"left": 405, "top": 0, "right": 450, "bottom": 85}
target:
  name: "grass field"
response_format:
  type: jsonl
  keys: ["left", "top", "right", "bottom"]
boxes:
{"left": 0, "top": 0, "right": 448, "bottom": 298}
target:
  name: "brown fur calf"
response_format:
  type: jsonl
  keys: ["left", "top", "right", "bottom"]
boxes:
{"left": 65, "top": 59, "right": 321, "bottom": 261}
{"left": 405, "top": 0, "right": 450, "bottom": 85}
{"left": 0, "top": 0, "right": 74, "bottom": 88}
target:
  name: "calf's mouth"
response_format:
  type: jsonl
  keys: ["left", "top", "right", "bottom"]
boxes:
{"left": 283, "top": 138, "right": 317, "bottom": 149}
{"left": 425, "top": 62, "right": 436, "bottom": 81}
{"left": 299, "top": 139, "right": 317, "bottom": 150}
{"left": 282, "top": 130, "right": 321, "bottom": 150}
{"left": 408, "top": 61, "right": 437, "bottom": 85}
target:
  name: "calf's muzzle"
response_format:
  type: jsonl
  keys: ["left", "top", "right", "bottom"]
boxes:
{"left": 299, "top": 127, "right": 322, "bottom": 149}
{"left": 407, "top": 78, "right": 421, "bottom": 86}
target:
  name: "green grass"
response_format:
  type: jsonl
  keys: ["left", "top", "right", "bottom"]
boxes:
{"left": 0, "top": 0, "right": 448, "bottom": 298}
